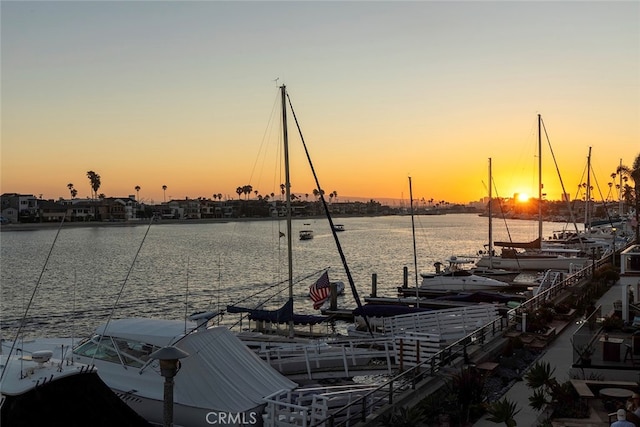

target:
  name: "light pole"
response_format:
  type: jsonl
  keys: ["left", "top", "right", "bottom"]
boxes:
{"left": 149, "top": 346, "right": 189, "bottom": 427}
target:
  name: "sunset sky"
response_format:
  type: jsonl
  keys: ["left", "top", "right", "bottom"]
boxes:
{"left": 2, "top": 1, "right": 638, "bottom": 205}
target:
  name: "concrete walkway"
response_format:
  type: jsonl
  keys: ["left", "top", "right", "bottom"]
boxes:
{"left": 473, "top": 280, "right": 630, "bottom": 427}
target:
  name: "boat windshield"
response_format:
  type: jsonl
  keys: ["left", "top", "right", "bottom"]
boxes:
{"left": 74, "top": 334, "right": 159, "bottom": 368}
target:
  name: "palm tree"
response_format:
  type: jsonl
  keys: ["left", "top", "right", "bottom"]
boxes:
{"left": 236, "top": 187, "right": 243, "bottom": 199}
{"left": 135, "top": 185, "right": 141, "bottom": 201}
{"left": 242, "top": 185, "right": 253, "bottom": 200}
{"left": 618, "top": 153, "right": 640, "bottom": 242}
{"left": 630, "top": 153, "right": 640, "bottom": 242}
{"left": 86, "top": 171, "right": 101, "bottom": 200}
{"left": 67, "top": 183, "right": 77, "bottom": 199}
{"left": 162, "top": 185, "right": 167, "bottom": 203}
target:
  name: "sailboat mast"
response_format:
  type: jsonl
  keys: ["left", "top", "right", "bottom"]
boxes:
{"left": 409, "top": 177, "right": 419, "bottom": 307}
{"left": 538, "top": 114, "right": 543, "bottom": 243}
{"left": 281, "top": 85, "right": 294, "bottom": 337}
{"left": 585, "top": 147, "right": 592, "bottom": 229}
{"left": 488, "top": 158, "right": 493, "bottom": 268}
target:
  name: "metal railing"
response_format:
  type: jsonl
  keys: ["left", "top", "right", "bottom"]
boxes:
{"left": 312, "top": 253, "right": 619, "bottom": 426}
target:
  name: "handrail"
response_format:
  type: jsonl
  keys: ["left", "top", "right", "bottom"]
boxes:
{"left": 312, "top": 251, "right": 621, "bottom": 427}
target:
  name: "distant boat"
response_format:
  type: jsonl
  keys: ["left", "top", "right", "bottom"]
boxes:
{"left": 299, "top": 229, "right": 314, "bottom": 240}
{"left": 333, "top": 224, "right": 345, "bottom": 232}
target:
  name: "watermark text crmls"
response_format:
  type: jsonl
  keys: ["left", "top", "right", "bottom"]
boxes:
{"left": 205, "top": 411, "right": 259, "bottom": 425}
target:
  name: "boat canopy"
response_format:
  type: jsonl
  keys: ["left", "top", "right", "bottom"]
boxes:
{"left": 95, "top": 318, "right": 196, "bottom": 347}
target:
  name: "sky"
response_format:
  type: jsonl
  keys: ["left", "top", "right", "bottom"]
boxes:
{"left": 1, "top": 1, "right": 638, "bottom": 205}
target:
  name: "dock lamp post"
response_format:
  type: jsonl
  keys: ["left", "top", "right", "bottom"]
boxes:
{"left": 149, "top": 346, "right": 189, "bottom": 427}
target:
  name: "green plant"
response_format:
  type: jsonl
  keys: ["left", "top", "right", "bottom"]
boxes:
{"left": 380, "top": 405, "right": 425, "bottom": 427}
{"left": 445, "top": 367, "right": 486, "bottom": 424}
{"left": 602, "top": 314, "right": 624, "bottom": 331}
{"left": 485, "top": 398, "right": 520, "bottom": 426}
{"left": 570, "top": 338, "right": 595, "bottom": 364}
{"left": 524, "top": 361, "right": 589, "bottom": 419}
{"left": 554, "top": 302, "right": 571, "bottom": 315}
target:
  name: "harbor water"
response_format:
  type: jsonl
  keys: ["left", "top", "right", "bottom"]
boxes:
{"left": 0, "top": 214, "right": 573, "bottom": 338}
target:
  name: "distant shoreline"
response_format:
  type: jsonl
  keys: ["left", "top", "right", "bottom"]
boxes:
{"left": 0, "top": 214, "right": 385, "bottom": 232}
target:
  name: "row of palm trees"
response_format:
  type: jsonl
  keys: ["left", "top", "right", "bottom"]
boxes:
{"left": 234, "top": 184, "right": 339, "bottom": 203}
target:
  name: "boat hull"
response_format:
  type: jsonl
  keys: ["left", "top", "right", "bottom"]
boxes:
{"left": 475, "top": 256, "right": 589, "bottom": 271}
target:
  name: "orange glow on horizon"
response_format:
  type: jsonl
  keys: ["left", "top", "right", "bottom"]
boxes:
{"left": 516, "top": 193, "right": 531, "bottom": 203}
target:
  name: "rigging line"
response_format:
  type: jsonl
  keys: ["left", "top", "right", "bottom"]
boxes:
{"left": 1, "top": 214, "right": 67, "bottom": 382}
{"left": 227, "top": 268, "right": 327, "bottom": 308}
{"left": 540, "top": 117, "right": 583, "bottom": 246}
{"left": 285, "top": 91, "right": 375, "bottom": 338}
{"left": 491, "top": 177, "right": 522, "bottom": 269}
{"left": 590, "top": 164, "right": 617, "bottom": 227}
{"left": 90, "top": 217, "right": 154, "bottom": 368}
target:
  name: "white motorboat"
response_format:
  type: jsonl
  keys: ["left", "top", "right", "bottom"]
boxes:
{"left": 419, "top": 256, "right": 510, "bottom": 291}
{"left": 69, "top": 318, "right": 296, "bottom": 427}
{"left": 299, "top": 229, "right": 314, "bottom": 240}
{"left": 1, "top": 339, "right": 148, "bottom": 426}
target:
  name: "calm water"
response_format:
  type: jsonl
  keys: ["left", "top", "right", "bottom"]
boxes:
{"left": 0, "top": 214, "right": 567, "bottom": 338}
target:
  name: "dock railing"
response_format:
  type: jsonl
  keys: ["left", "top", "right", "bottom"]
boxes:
{"left": 312, "top": 253, "right": 617, "bottom": 427}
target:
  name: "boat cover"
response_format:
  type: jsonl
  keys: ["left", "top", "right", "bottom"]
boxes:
{"left": 493, "top": 238, "right": 541, "bottom": 249}
{"left": 172, "top": 326, "right": 297, "bottom": 413}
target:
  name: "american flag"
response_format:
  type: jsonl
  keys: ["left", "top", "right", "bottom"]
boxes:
{"left": 309, "top": 271, "right": 331, "bottom": 310}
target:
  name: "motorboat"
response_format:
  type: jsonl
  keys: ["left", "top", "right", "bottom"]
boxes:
{"left": 69, "top": 318, "right": 296, "bottom": 427}
{"left": 333, "top": 224, "right": 345, "bottom": 232}
{"left": 1, "top": 339, "right": 149, "bottom": 426}
{"left": 299, "top": 229, "right": 314, "bottom": 240}
{"left": 419, "top": 256, "right": 510, "bottom": 291}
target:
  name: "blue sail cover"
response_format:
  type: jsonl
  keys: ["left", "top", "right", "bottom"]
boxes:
{"left": 227, "top": 299, "right": 328, "bottom": 325}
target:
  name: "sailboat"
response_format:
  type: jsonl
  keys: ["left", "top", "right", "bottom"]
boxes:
{"left": 475, "top": 115, "right": 590, "bottom": 271}
{"left": 226, "top": 85, "right": 371, "bottom": 338}
{"left": 406, "top": 176, "right": 508, "bottom": 291}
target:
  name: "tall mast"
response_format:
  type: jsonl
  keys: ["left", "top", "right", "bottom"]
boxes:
{"left": 488, "top": 158, "right": 493, "bottom": 269}
{"left": 538, "top": 114, "right": 543, "bottom": 243}
{"left": 585, "top": 147, "right": 592, "bottom": 229}
{"left": 409, "top": 176, "right": 419, "bottom": 307}
{"left": 281, "top": 85, "right": 294, "bottom": 337}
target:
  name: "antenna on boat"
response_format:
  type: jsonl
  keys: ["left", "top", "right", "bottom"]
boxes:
{"left": 184, "top": 256, "right": 190, "bottom": 334}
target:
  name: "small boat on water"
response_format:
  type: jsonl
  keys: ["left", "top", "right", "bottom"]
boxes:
{"left": 333, "top": 224, "right": 345, "bottom": 232}
{"left": 299, "top": 229, "right": 314, "bottom": 240}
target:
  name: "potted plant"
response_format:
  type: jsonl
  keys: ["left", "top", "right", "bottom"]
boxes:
{"left": 571, "top": 338, "right": 595, "bottom": 366}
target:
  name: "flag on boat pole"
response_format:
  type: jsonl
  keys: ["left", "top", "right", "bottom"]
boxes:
{"left": 309, "top": 271, "right": 331, "bottom": 310}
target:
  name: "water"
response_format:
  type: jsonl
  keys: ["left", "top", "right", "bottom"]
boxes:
{"left": 0, "top": 214, "right": 566, "bottom": 339}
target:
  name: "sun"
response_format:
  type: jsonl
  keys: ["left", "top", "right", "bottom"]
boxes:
{"left": 516, "top": 193, "right": 530, "bottom": 203}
